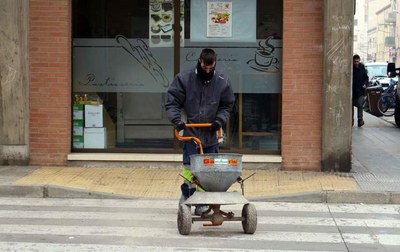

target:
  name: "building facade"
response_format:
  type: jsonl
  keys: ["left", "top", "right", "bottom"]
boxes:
{"left": 0, "top": 0, "right": 354, "bottom": 172}
{"left": 354, "top": 0, "right": 368, "bottom": 62}
{"left": 366, "top": 0, "right": 397, "bottom": 63}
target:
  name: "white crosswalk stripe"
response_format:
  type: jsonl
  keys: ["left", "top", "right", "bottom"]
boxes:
{"left": 0, "top": 198, "right": 398, "bottom": 251}
{"left": 0, "top": 242, "right": 340, "bottom": 252}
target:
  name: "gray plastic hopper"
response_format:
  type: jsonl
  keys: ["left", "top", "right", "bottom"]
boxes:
{"left": 190, "top": 153, "right": 242, "bottom": 192}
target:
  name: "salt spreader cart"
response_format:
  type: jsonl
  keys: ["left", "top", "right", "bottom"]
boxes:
{"left": 175, "top": 123, "right": 257, "bottom": 235}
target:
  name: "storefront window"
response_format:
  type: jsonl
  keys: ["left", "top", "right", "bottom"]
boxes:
{"left": 72, "top": 0, "right": 282, "bottom": 154}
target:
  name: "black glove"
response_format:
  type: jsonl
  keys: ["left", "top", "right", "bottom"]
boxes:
{"left": 210, "top": 120, "right": 222, "bottom": 131}
{"left": 175, "top": 121, "right": 186, "bottom": 131}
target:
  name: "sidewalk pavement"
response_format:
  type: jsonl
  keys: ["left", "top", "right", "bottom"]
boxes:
{"left": 1, "top": 111, "right": 400, "bottom": 204}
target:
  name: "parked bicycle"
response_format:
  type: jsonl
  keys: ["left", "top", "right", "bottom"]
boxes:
{"left": 376, "top": 78, "right": 398, "bottom": 116}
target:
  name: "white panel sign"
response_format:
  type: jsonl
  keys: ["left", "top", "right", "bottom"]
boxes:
{"left": 73, "top": 36, "right": 282, "bottom": 94}
{"left": 207, "top": 1, "right": 232, "bottom": 37}
{"left": 73, "top": 37, "right": 173, "bottom": 93}
{"left": 191, "top": 0, "right": 256, "bottom": 42}
{"left": 180, "top": 37, "right": 282, "bottom": 93}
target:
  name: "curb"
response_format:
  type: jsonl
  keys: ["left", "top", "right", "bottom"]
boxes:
{"left": 0, "top": 185, "right": 138, "bottom": 200}
{"left": 1, "top": 185, "right": 400, "bottom": 204}
{"left": 325, "top": 191, "right": 400, "bottom": 204}
{"left": 249, "top": 190, "right": 400, "bottom": 204}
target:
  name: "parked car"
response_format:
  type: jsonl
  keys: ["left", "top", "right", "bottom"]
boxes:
{"left": 365, "top": 62, "right": 397, "bottom": 90}
{"left": 387, "top": 63, "right": 400, "bottom": 127}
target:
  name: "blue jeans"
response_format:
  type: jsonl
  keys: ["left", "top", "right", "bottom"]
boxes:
{"left": 180, "top": 142, "right": 219, "bottom": 198}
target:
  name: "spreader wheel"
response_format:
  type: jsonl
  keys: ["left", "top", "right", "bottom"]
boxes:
{"left": 242, "top": 203, "right": 257, "bottom": 234}
{"left": 177, "top": 204, "right": 192, "bottom": 235}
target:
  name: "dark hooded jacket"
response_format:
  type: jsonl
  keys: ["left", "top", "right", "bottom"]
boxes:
{"left": 165, "top": 67, "right": 235, "bottom": 147}
{"left": 352, "top": 63, "right": 369, "bottom": 99}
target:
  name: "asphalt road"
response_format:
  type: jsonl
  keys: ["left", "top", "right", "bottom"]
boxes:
{"left": 0, "top": 197, "right": 399, "bottom": 251}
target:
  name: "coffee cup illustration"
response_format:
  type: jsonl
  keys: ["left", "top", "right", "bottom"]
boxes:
{"left": 255, "top": 50, "right": 279, "bottom": 67}
{"left": 247, "top": 36, "right": 280, "bottom": 72}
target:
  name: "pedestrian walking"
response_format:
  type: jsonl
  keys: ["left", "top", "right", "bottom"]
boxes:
{"left": 352, "top": 54, "right": 369, "bottom": 127}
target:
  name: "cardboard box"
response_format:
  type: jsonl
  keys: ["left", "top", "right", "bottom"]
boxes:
{"left": 72, "top": 135, "right": 84, "bottom": 149}
{"left": 85, "top": 105, "right": 103, "bottom": 127}
{"left": 73, "top": 104, "right": 84, "bottom": 120}
{"left": 73, "top": 120, "right": 84, "bottom": 136}
{"left": 84, "top": 127, "right": 107, "bottom": 149}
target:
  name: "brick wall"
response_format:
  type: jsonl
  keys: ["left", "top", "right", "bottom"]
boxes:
{"left": 281, "top": 0, "right": 323, "bottom": 171}
{"left": 29, "top": 0, "right": 71, "bottom": 165}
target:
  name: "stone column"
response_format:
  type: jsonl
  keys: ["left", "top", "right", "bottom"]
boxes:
{"left": 322, "top": 0, "right": 354, "bottom": 172}
{"left": 0, "top": 0, "right": 29, "bottom": 165}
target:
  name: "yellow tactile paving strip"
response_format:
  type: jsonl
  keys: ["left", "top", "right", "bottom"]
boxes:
{"left": 15, "top": 167, "right": 360, "bottom": 199}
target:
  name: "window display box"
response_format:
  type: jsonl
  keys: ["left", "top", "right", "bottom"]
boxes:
{"left": 85, "top": 104, "right": 103, "bottom": 127}
{"left": 73, "top": 120, "right": 84, "bottom": 136}
{"left": 73, "top": 104, "right": 84, "bottom": 120}
{"left": 84, "top": 127, "right": 107, "bottom": 149}
{"left": 72, "top": 135, "right": 84, "bottom": 149}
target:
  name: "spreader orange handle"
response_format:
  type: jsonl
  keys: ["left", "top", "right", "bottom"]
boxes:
{"left": 174, "top": 123, "right": 223, "bottom": 154}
